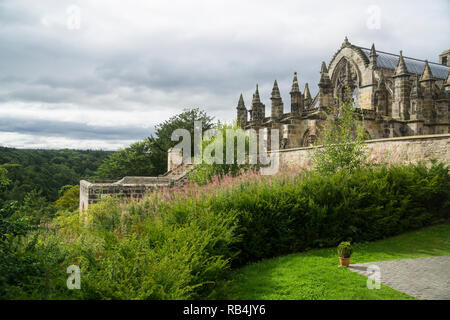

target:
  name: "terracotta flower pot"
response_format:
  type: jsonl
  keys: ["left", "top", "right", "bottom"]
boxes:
{"left": 339, "top": 257, "right": 350, "bottom": 267}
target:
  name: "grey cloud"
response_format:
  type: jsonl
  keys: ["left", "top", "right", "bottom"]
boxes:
{"left": 0, "top": 117, "right": 153, "bottom": 141}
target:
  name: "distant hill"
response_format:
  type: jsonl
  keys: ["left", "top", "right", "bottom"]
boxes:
{"left": 0, "top": 147, "right": 112, "bottom": 202}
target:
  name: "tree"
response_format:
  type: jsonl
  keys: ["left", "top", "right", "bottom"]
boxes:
{"left": 147, "top": 108, "right": 214, "bottom": 174}
{"left": 95, "top": 140, "right": 155, "bottom": 180}
{"left": 312, "top": 94, "right": 368, "bottom": 174}
{"left": 95, "top": 108, "right": 214, "bottom": 179}
{"left": 0, "top": 167, "right": 9, "bottom": 191}
{"left": 10, "top": 190, "right": 56, "bottom": 225}
{"left": 55, "top": 185, "right": 80, "bottom": 211}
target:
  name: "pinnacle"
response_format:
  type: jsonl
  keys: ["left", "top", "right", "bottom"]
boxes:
{"left": 320, "top": 61, "right": 328, "bottom": 74}
{"left": 237, "top": 93, "right": 246, "bottom": 109}
{"left": 319, "top": 62, "right": 331, "bottom": 88}
{"left": 290, "top": 72, "right": 300, "bottom": 93}
{"left": 394, "top": 50, "right": 409, "bottom": 76}
{"left": 420, "top": 60, "right": 435, "bottom": 82}
{"left": 342, "top": 36, "right": 351, "bottom": 48}
{"left": 370, "top": 43, "right": 376, "bottom": 56}
{"left": 271, "top": 80, "right": 281, "bottom": 98}
{"left": 304, "top": 83, "right": 312, "bottom": 100}
{"left": 252, "top": 84, "right": 261, "bottom": 104}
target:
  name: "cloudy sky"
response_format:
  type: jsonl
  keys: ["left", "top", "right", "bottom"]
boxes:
{"left": 0, "top": 0, "right": 448, "bottom": 150}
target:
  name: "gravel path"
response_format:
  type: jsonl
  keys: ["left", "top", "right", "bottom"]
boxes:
{"left": 348, "top": 256, "right": 450, "bottom": 300}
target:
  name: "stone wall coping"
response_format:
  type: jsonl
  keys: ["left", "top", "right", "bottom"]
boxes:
{"left": 80, "top": 178, "right": 173, "bottom": 188}
{"left": 271, "top": 133, "right": 450, "bottom": 153}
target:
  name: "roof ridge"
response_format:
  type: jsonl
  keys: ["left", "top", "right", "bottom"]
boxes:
{"left": 356, "top": 46, "right": 447, "bottom": 67}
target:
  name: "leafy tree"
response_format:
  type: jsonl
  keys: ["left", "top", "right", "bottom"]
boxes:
{"left": 94, "top": 140, "right": 155, "bottom": 180}
{"left": 312, "top": 93, "right": 368, "bottom": 174}
{"left": 95, "top": 108, "right": 214, "bottom": 179}
{"left": 0, "top": 167, "right": 9, "bottom": 191}
{"left": 10, "top": 190, "right": 56, "bottom": 225}
{"left": 0, "top": 148, "right": 110, "bottom": 202}
{"left": 147, "top": 107, "right": 214, "bottom": 174}
{"left": 55, "top": 185, "right": 80, "bottom": 211}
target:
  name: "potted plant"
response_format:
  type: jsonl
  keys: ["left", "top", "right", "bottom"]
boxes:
{"left": 337, "top": 241, "right": 353, "bottom": 267}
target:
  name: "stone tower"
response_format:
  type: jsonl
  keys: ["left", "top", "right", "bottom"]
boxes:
{"left": 236, "top": 93, "right": 247, "bottom": 127}
{"left": 290, "top": 72, "right": 303, "bottom": 116}
{"left": 270, "top": 80, "right": 284, "bottom": 119}
{"left": 392, "top": 51, "right": 411, "bottom": 120}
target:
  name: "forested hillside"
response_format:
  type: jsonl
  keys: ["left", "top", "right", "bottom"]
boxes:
{"left": 0, "top": 147, "right": 111, "bottom": 202}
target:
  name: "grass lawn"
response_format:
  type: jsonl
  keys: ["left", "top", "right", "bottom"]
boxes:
{"left": 226, "top": 223, "right": 450, "bottom": 300}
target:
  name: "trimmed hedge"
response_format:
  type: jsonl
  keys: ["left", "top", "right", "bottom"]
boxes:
{"left": 210, "top": 162, "right": 449, "bottom": 265}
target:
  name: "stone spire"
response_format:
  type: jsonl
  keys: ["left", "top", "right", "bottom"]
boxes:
{"left": 392, "top": 51, "right": 411, "bottom": 120}
{"left": 290, "top": 72, "right": 300, "bottom": 93}
{"left": 318, "top": 62, "right": 331, "bottom": 88}
{"left": 303, "top": 82, "right": 312, "bottom": 107}
{"left": 394, "top": 50, "right": 409, "bottom": 77}
{"left": 236, "top": 93, "right": 247, "bottom": 127}
{"left": 290, "top": 72, "right": 303, "bottom": 115}
{"left": 271, "top": 80, "right": 281, "bottom": 98}
{"left": 420, "top": 60, "right": 435, "bottom": 82}
{"left": 250, "top": 84, "right": 265, "bottom": 123}
{"left": 237, "top": 93, "right": 246, "bottom": 109}
{"left": 271, "top": 80, "right": 283, "bottom": 119}
{"left": 369, "top": 43, "right": 377, "bottom": 67}
{"left": 252, "top": 84, "right": 261, "bottom": 104}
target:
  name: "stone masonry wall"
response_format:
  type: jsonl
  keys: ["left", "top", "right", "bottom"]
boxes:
{"left": 271, "top": 134, "right": 450, "bottom": 169}
{"left": 80, "top": 177, "right": 174, "bottom": 212}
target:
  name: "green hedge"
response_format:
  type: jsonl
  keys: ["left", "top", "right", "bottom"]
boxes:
{"left": 210, "top": 162, "right": 449, "bottom": 265}
{"left": 1, "top": 162, "right": 449, "bottom": 299}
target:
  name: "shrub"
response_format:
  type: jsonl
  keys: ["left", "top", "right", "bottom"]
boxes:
{"left": 337, "top": 242, "right": 353, "bottom": 258}
{"left": 312, "top": 94, "right": 368, "bottom": 174}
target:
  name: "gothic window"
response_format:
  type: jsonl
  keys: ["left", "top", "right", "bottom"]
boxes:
{"left": 335, "top": 60, "right": 358, "bottom": 105}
